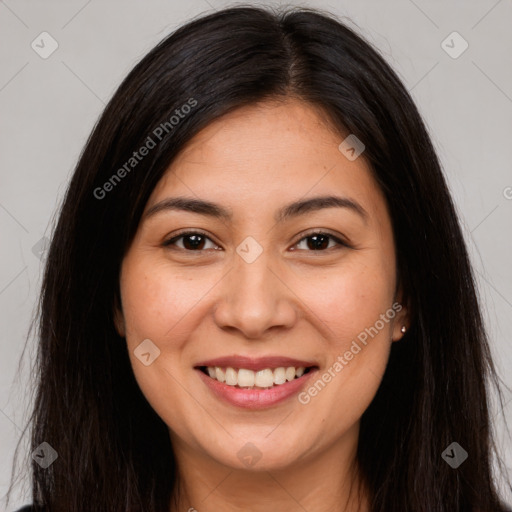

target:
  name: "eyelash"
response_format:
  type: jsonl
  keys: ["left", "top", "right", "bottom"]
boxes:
{"left": 162, "top": 229, "right": 350, "bottom": 253}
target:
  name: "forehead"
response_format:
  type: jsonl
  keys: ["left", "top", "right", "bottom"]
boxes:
{"left": 167, "top": 99, "right": 349, "bottom": 177}
{"left": 146, "top": 98, "right": 387, "bottom": 224}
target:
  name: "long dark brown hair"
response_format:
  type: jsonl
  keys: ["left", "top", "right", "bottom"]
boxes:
{"left": 6, "top": 5, "right": 511, "bottom": 511}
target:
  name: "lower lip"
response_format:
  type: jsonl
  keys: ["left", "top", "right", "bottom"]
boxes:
{"left": 196, "top": 368, "right": 318, "bottom": 409}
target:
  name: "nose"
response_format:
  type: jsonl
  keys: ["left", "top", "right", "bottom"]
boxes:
{"left": 212, "top": 247, "right": 299, "bottom": 339}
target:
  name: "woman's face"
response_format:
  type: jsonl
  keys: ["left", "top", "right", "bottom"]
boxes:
{"left": 116, "top": 98, "right": 408, "bottom": 472}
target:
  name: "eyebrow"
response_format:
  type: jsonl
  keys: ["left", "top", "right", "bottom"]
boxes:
{"left": 143, "top": 195, "right": 368, "bottom": 224}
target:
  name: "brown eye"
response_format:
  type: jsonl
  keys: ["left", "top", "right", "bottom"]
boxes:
{"left": 292, "top": 232, "right": 348, "bottom": 252}
{"left": 163, "top": 231, "right": 219, "bottom": 251}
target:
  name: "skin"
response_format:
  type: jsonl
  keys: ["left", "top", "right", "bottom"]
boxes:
{"left": 115, "top": 97, "right": 409, "bottom": 512}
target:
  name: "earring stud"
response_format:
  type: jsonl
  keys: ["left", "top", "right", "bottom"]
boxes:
{"left": 401, "top": 325, "right": 407, "bottom": 334}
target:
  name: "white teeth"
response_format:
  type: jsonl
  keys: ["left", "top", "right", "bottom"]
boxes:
{"left": 225, "top": 367, "right": 237, "bottom": 386}
{"left": 274, "top": 367, "right": 286, "bottom": 385}
{"left": 254, "top": 369, "right": 274, "bottom": 388}
{"left": 238, "top": 368, "right": 255, "bottom": 387}
{"left": 285, "top": 367, "right": 296, "bottom": 381}
{"left": 204, "top": 365, "right": 310, "bottom": 388}
{"left": 215, "top": 367, "right": 226, "bottom": 383}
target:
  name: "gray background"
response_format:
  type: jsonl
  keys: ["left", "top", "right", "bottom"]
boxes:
{"left": 1, "top": 0, "right": 511, "bottom": 509}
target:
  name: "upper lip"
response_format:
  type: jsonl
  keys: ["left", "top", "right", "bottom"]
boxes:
{"left": 194, "top": 355, "right": 318, "bottom": 372}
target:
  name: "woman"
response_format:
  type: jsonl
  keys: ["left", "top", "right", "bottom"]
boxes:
{"left": 7, "top": 5, "right": 511, "bottom": 512}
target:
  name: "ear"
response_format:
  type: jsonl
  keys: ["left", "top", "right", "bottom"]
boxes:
{"left": 391, "top": 286, "right": 410, "bottom": 342}
{"left": 113, "top": 294, "right": 126, "bottom": 338}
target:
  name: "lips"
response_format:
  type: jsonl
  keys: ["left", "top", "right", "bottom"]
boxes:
{"left": 194, "top": 355, "right": 319, "bottom": 409}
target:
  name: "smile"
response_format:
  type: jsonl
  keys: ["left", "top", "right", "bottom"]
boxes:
{"left": 194, "top": 356, "right": 319, "bottom": 409}
{"left": 199, "top": 365, "right": 312, "bottom": 389}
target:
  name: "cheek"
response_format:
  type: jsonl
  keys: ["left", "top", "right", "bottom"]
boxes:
{"left": 292, "top": 256, "right": 395, "bottom": 423}
{"left": 119, "top": 256, "right": 213, "bottom": 345}
{"left": 295, "top": 255, "right": 396, "bottom": 349}
{"left": 118, "top": 257, "right": 212, "bottom": 437}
